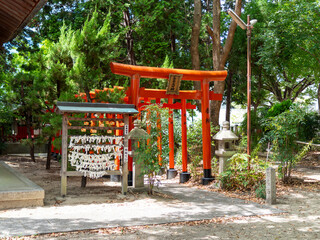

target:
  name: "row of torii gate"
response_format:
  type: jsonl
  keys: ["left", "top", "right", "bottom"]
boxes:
{"left": 85, "top": 62, "right": 227, "bottom": 185}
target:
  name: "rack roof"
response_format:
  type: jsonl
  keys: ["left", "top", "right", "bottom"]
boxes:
{"left": 56, "top": 102, "right": 138, "bottom": 115}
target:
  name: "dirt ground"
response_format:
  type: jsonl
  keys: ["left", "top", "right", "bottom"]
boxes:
{"left": 0, "top": 155, "right": 165, "bottom": 206}
{"left": 2, "top": 152, "right": 320, "bottom": 239}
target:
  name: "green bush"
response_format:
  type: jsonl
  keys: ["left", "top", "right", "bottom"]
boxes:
{"left": 219, "top": 153, "right": 268, "bottom": 191}
{"left": 240, "top": 100, "right": 293, "bottom": 150}
{"left": 189, "top": 155, "right": 202, "bottom": 180}
{"left": 134, "top": 104, "right": 169, "bottom": 194}
{"left": 255, "top": 183, "right": 266, "bottom": 199}
{"left": 298, "top": 111, "right": 320, "bottom": 141}
{"left": 262, "top": 104, "right": 312, "bottom": 182}
{"left": 187, "top": 119, "right": 204, "bottom": 162}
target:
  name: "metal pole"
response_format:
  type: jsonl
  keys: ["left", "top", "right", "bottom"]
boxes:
{"left": 247, "top": 15, "right": 252, "bottom": 162}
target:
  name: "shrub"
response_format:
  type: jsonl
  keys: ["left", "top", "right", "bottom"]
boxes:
{"left": 262, "top": 104, "right": 312, "bottom": 182}
{"left": 218, "top": 153, "right": 268, "bottom": 191}
{"left": 134, "top": 104, "right": 169, "bottom": 194}
{"left": 255, "top": 183, "right": 266, "bottom": 199}
{"left": 189, "top": 155, "right": 202, "bottom": 180}
{"left": 240, "top": 100, "right": 292, "bottom": 150}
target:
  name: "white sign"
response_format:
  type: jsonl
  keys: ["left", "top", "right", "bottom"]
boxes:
{"left": 124, "top": 125, "right": 129, "bottom": 135}
{"left": 124, "top": 147, "right": 128, "bottom": 163}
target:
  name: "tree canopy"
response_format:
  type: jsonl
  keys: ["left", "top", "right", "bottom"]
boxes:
{"left": 1, "top": 0, "right": 319, "bottom": 144}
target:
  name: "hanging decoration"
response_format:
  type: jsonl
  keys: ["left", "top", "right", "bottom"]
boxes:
{"left": 68, "top": 135, "right": 124, "bottom": 179}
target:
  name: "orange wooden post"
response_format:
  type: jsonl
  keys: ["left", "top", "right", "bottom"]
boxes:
{"left": 201, "top": 79, "right": 214, "bottom": 185}
{"left": 168, "top": 99, "right": 175, "bottom": 165}
{"left": 157, "top": 114, "right": 162, "bottom": 166}
{"left": 146, "top": 110, "right": 151, "bottom": 145}
{"left": 128, "top": 116, "right": 134, "bottom": 186}
{"left": 180, "top": 99, "right": 190, "bottom": 183}
{"left": 131, "top": 74, "right": 140, "bottom": 108}
{"left": 155, "top": 98, "right": 162, "bottom": 166}
{"left": 114, "top": 114, "right": 123, "bottom": 173}
{"left": 128, "top": 73, "right": 141, "bottom": 185}
{"left": 114, "top": 114, "right": 120, "bottom": 171}
{"left": 167, "top": 98, "right": 177, "bottom": 179}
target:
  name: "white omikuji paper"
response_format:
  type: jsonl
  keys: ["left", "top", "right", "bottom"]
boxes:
{"left": 68, "top": 135, "right": 124, "bottom": 179}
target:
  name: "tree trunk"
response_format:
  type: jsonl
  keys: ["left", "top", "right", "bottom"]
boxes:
{"left": 81, "top": 176, "right": 87, "bottom": 188}
{"left": 318, "top": 83, "right": 320, "bottom": 113}
{"left": 26, "top": 111, "right": 35, "bottom": 162}
{"left": 46, "top": 136, "right": 52, "bottom": 170}
{"left": 225, "top": 72, "right": 233, "bottom": 122}
{"left": 191, "top": 0, "right": 202, "bottom": 109}
{"left": 170, "top": 29, "right": 176, "bottom": 52}
{"left": 123, "top": 9, "right": 136, "bottom": 65}
{"left": 83, "top": 87, "right": 90, "bottom": 186}
{"left": 210, "top": 0, "right": 242, "bottom": 127}
{"left": 84, "top": 87, "right": 92, "bottom": 103}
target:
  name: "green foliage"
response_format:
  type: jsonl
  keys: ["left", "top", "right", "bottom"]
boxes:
{"left": 219, "top": 153, "right": 268, "bottom": 191}
{"left": 263, "top": 104, "right": 312, "bottom": 182}
{"left": 266, "top": 100, "right": 292, "bottom": 118}
{"left": 187, "top": 119, "right": 204, "bottom": 159}
{"left": 298, "top": 112, "right": 320, "bottom": 142}
{"left": 228, "top": 0, "right": 319, "bottom": 108}
{"left": 134, "top": 104, "right": 169, "bottom": 194}
{"left": 69, "top": 10, "right": 121, "bottom": 99}
{"left": 95, "top": 87, "right": 127, "bottom": 104}
{"left": 45, "top": 28, "right": 75, "bottom": 100}
{"left": 240, "top": 108, "right": 268, "bottom": 149}
{"left": 255, "top": 183, "right": 266, "bottom": 199}
{"left": 189, "top": 156, "right": 202, "bottom": 180}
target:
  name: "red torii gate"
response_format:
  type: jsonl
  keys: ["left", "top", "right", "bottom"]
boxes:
{"left": 111, "top": 62, "right": 227, "bottom": 185}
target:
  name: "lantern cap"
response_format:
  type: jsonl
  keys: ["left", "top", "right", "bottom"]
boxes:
{"left": 127, "top": 119, "right": 149, "bottom": 140}
{"left": 213, "top": 121, "right": 239, "bottom": 141}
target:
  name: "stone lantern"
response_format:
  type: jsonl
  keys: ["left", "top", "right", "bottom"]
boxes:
{"left": 213, "top": 121, "right": 239, "bottom": 174}
{"left": 127, "top": 119, "right": 149, "bottom": 188}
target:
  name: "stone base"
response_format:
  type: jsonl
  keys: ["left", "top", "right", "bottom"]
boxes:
{"left": 202, "top": 168, "right": 214, "bottom": 185}
{"left": 167, "top": 169, "right": 178, "bottom": 179}
{"left": 133, "top": 162, "right": 144, "bottom": 188}
{"left": 0, "top": 161, "right": 44, "bottom": 210}
{"left": 0, "top": 199, "right": 44, "bottom": 210}
{"left": 202, "top": 177, "right": 215, "bottom": 185}
{"left": 110, "top": 175, "right": 121, "bottom": 182}
{"left": 180, "top": 172, "right": 190, "bottom": 183}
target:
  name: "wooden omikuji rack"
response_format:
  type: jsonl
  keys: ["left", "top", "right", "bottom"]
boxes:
{"left": 57, "top": 102, "right": 138, "bottom": 196}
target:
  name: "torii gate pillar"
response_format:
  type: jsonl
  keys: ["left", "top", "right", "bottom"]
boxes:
{"left": 201, "top": 79, "right": 214, "bottom": 184}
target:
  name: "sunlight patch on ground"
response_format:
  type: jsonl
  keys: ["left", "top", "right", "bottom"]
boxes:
{"left": 290, "top": 193, "right": 307, "bottom": 199}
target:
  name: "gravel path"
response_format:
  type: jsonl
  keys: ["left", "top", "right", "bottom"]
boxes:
{"left": 33, "top": 189, "right": 319, "bottom": 240}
